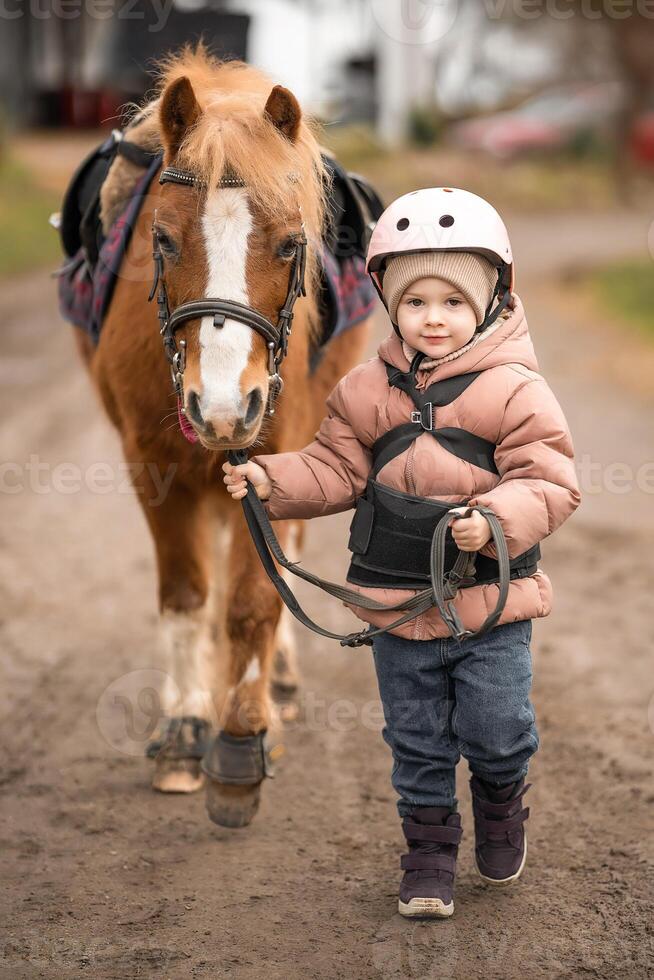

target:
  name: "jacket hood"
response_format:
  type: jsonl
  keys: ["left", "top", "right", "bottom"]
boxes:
{"left": 376, "top": 294, "right": 540, "bottom": 384}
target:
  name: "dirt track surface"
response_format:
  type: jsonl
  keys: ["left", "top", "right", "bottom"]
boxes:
{"left": 1, "top": 210, "right": 653, "bottom": 979}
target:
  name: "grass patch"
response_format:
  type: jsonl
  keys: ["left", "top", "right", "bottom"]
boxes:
{"left": 321, "top": 123, "right": 390, "bottom": 171}
{"left": 588, "top": 260, "right": 654, "bottom": 339}
{"left": 0, "top": 154, "right": 63, "bottom": 278}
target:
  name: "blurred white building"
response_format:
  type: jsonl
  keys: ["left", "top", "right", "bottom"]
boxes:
{"left": 1, "top": 0, "right": 592, "bottom": 141}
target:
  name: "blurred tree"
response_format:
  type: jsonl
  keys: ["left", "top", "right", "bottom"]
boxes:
{"left": 459, "top": 0, "right": 654, "bottom": 189}
{"left": 534, "top": 1, "right": 653, "bottom": 180}
{"left": 604, "top": 9, "right": 654, "bottom": 187}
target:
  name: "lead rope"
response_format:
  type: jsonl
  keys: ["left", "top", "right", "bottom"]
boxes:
{"left": 228, "top": 447, "right": 510, "bottom": 647}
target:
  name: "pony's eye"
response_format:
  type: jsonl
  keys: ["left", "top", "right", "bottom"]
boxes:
{"left": 156, "top": 228, "right": 178, "bottom": 255}
{"left": 277, "top": 237, "right": 298, "bottom": 260}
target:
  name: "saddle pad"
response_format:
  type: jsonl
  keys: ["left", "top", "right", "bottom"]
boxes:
{"left": 57, "top": 152, "right": 163, "bottom": 344}
{"left": 311, "top": 249, "right": 377, "bottom": 373}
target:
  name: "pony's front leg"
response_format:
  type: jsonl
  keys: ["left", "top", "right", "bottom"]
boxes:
{"left": 203, "top": 507, "right": 289, "bottom": 828}
{"left": 132, "top": 463, "right": 215, "bottom": 794}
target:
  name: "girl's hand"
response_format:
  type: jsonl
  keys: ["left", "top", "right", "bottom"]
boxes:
{"left": 222, "top": 460, "right": 272, "bottom": 501}
{"left": 448, "top": 507, "right": 492, "bottom": 552}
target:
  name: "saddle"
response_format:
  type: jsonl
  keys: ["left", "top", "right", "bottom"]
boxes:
{"left": 56, "top": 131, "right": 382, "bottom": 360}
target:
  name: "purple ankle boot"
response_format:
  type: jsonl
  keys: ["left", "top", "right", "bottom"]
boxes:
{"left": 470, "top": 775, "right": 531, "bottom": 886}
{"left": 398, "top": 806, "right": 463, "bottom": 918}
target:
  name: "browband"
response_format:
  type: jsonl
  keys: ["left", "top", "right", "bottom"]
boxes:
{"left": 159, "top": 167, "right": 246, "bottom": 189}
{"left": 159, "top": 166, "right": 300, "bottom": 190}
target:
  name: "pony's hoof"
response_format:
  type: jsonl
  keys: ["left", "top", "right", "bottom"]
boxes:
{"left": 152, "top": 757, "right": 204, "bottom": 794}
{"left": 205, "top": 779, "right": 262, "bottom": 828}
{"left": 147, "top": 716, "right": 211, "bottom": 793}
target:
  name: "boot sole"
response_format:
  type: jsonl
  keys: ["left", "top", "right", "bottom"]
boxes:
{"left": 398, "top": 897, "right": 454, "bottom": 918}
{"left": 476, "top": 830, "right": 528, "bottom": 887}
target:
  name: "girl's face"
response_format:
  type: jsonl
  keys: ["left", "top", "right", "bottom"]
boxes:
{"left": 396, "top": 276, "right": 478, "bottom": 359}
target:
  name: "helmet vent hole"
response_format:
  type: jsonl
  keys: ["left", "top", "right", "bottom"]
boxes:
{"left": 396, "top": 218, "right": 410, "bottom": 231}
{"left": 439, "top": 214, "right": 454, "bottom": 227}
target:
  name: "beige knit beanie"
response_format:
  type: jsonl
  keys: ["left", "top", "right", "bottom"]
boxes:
{"left": 382, "top": 251, "right": 498, "bottom": 327}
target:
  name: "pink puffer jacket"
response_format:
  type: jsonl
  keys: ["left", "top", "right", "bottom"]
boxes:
{"left": 253, "top": 296, "right": 581, "bottom": 640}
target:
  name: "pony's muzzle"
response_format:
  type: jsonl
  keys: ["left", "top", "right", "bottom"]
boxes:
{"left": 185, "top": 386, "right": 264, "bottom": 443}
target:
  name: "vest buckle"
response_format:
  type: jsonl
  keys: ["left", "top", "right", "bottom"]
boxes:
{"left": 411, "top": 403, "right": 434, "bottom": 431}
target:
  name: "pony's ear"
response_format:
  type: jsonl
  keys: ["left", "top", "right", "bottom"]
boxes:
{"left": 160, "top": 76, "right": 201, "bottom": 160}
{"left": 264, "top": 85, "right": 301, "bottom": 143}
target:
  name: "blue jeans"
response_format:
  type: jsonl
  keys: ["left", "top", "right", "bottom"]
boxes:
{"left": 371, "top": 620, "right": 539, "bottom": 816}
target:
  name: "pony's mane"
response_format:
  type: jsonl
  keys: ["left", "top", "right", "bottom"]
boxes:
{"left": 139, "top": 45, "right": 327, "bottom": 254}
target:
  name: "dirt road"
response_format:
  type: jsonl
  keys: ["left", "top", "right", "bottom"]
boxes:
{"left": 1, "top": 210, "right": 653, "bottom": 979}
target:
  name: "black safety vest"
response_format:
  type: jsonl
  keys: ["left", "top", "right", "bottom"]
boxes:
{"left": 346, "top": 356, "right": 540, "bottom": 590}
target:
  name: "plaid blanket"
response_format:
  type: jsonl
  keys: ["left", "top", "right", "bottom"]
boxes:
{"left": 57, "top": 153, "right": 163, "bottom": 345}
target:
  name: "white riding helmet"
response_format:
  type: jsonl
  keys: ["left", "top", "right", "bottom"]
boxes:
{"left": 366, "top": 187, "right": 514, "bottom": 332}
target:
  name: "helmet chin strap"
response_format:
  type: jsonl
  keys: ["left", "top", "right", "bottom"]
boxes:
{"left": 474, "top": 286, "right": 511, "bottom": 335}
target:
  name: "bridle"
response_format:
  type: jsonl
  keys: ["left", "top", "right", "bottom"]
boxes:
{"left": 148, "top": 164, "right": 308, "bottom": 417}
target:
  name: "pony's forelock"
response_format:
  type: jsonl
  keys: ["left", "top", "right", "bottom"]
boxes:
{"left": 151, "top": 44, "right": 327, "bottom": 293}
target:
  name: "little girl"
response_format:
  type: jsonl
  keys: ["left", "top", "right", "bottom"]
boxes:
{"left": 223, "top": 188, "right": 580, "bottom": 918}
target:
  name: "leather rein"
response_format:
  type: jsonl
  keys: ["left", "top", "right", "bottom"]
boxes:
{"left": 226, "top": 474, "right": 511, "bottom": 647}
{"left": 148, "top": 164, "right": 307, "bottom": 416}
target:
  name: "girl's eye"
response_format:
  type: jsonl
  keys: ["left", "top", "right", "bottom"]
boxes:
{"left": 408, "top": 298, "right": 423, "bottom": 307}
{"left": 446, "top": 298, "right": 462, "bottom": 307}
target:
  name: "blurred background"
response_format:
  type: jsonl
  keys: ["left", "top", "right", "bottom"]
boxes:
{"left": 1, "top": 0, "right": 654, "bottom": 337}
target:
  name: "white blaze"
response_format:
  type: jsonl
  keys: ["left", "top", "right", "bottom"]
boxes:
{"left": 199, "top": 188, "right": 253, "bottom": 417}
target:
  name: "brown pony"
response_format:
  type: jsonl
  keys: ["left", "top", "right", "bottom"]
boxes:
{"left": 75, "top": 47, "right": 372, "bottom": 827}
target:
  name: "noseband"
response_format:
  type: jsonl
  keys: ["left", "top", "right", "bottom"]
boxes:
{"left": 148, "top": 165, "right": 308, "bottom": 417}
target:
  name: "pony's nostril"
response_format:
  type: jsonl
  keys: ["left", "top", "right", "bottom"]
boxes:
{"left": 186, "top": 390, "right": 204, "bottom": 428}
{"left": 244, "top": 387, "right": 263, "bottom": 427}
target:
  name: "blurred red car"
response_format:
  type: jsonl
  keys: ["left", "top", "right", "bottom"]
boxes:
{"left": 450, "top": 83, "right": 624, "bottom": 159}
{"left": 630, "top": 112, "right": 654, "bottom": 165}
